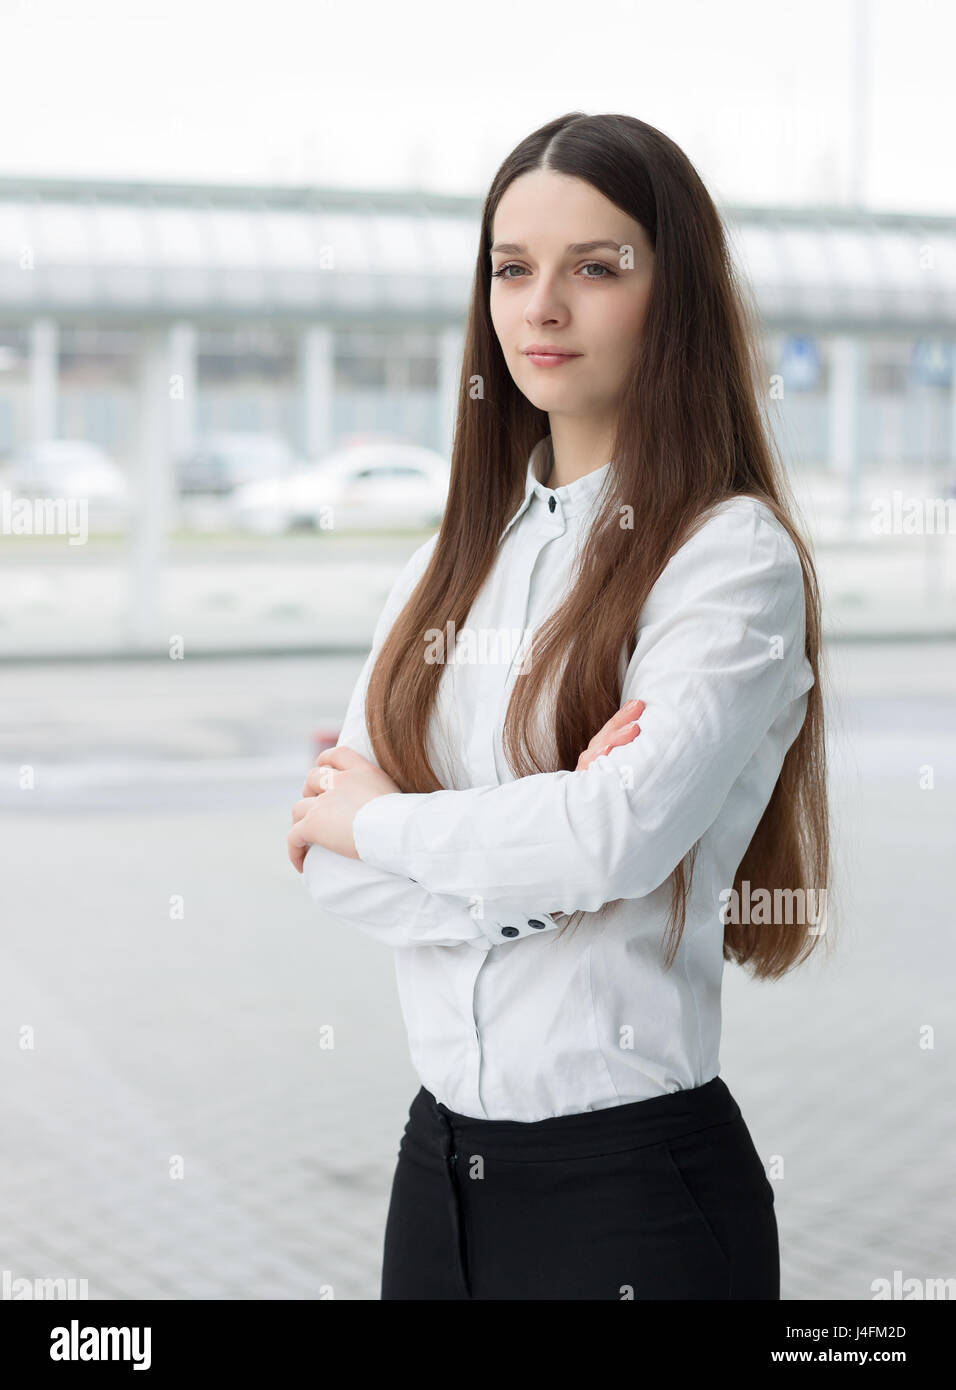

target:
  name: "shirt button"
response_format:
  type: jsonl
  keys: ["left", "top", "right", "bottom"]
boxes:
{"left": 528, "top": 919, "right": 546, "bottom": 929}
{"left": 501, "top": 926, "right": 520, "bottom": 938}
{"left": 548, "top": 496, "right": 556, "bottom": 512}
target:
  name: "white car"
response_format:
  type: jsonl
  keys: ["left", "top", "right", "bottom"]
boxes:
{"left": 228, "top": 442, "right": 450, "bottom": 535}
{"left": 2, "top": 439, "right": 130, "bottom": 530}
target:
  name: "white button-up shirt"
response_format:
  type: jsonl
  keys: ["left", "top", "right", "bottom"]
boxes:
{"left": 302, "top": 436, "right": 814, "bottom": 1121}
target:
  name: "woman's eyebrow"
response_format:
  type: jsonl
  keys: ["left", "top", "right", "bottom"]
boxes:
{"left": 490, "top": 239, "right": 623, "bottom": 256}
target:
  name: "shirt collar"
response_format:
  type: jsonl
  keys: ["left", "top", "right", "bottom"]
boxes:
{"left": 498, "top": 435, "right": 613, "bottom": 543}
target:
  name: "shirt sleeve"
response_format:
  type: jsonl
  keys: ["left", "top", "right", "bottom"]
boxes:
{"left": 351, "top": 500, "right": 815, "bottom": 928}
{"left": 301, "top": 533, "right": 562, "bottom": 949}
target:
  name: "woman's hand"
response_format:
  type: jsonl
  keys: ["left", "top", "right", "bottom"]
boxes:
{"left": 576, "top": 699, "right": 645, "bottom": 771}
{"left": 288, "top": 746, "right": 401, "bottom": 873}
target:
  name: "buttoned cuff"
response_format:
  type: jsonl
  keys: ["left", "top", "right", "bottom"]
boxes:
{"left": 352, "top": 792, "right": 561, "bottom": 945}
{"left": 480, "top": 910, "right": 562, "bottom": 942}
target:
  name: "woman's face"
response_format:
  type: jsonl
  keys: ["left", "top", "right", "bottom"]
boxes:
{"left": 489, "top": 169, "right": 655, "bottom": 423}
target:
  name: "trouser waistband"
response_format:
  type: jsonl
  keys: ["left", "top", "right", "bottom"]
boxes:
{"left": 421, "top": 1075, "right": 741, "bottom": 1163}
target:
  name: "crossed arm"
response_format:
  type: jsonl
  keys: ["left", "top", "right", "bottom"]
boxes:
{"left": 294, "top": 502, "right": 812, "bottom": 950}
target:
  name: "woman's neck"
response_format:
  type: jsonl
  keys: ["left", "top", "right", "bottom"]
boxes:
{"left": 546, "top": 421, "right": 617, "bottom": 489}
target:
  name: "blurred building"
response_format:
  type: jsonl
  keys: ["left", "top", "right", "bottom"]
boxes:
{"left": 0, "top": 175, "right": 954, "bottom": 480}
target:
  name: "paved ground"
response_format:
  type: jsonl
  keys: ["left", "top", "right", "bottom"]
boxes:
{"left": 0, "top": 641, "right": 954, "bottom": 1300}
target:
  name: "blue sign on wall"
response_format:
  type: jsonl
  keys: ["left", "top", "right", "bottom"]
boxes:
{"left": 910, "top": 340, "right": 953, "bottom": 388}
{"left": 779, "top": 335, "right": 821, "bottom": 391}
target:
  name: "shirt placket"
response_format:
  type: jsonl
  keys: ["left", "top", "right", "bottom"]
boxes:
{"left": 454, "top": 948, "right": 485, "bottom": 1119}
{"left": 490, "top": 507, "right": 567, "bottom": 782}
{"left": 461, "top": 503, "right": 568, "bottom": 1120}
{"left": 462, "top": 533, "right": 547, "bottom": 786}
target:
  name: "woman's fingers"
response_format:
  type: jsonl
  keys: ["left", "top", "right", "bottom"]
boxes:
{"left": 603, "top": 720, "right": 642, "bottom": 752}
{"left": 604, "top": 700, "right": 645, "bottom": 736}
{"left": 577, "top": 720, "right": 641, "bottom": 771}
{"left": 591, "top": 700, "right": 645, "bottom": 749}
{"left": 288, "top": 823, "right": 308, "bottom": 873}
{"left": 576, "top": 701, "right": 645, "bottom": 771}
{"left": 301, "top": 744, "right": 367, "bottom": 796}
{"left": 316, "top": 745, "right": 367, "bottom": 771}
{"left": 302, "top": 764, "right": 337, "bottom": 797}
{"left": 293, "top": 745, "right": 372, "bottom": 857}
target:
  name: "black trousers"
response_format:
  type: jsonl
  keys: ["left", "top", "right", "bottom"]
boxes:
{"left": 380, "top": 1075, "right": 779, "bottom": 1300}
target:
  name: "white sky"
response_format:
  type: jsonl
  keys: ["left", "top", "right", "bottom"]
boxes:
{"left": 0, "top": 0, "right": 952, "bottom": 212}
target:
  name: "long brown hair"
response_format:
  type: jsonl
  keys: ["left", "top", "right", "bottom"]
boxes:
{"left": 365, "top": 112, "right": 833, "bottom": 980}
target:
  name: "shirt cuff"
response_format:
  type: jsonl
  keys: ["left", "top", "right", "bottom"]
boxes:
{"left": 352, "top": 792, "right": 561, "bottom": 945}
{"left": 352, "top": 792, "right": 418, "bottom": 870}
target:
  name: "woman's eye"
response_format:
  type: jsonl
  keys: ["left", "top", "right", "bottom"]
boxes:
{"left": 491, "top": 261, "right": 616, "bottom": 280}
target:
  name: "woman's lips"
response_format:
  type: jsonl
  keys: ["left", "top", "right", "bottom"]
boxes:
{"left": 524, "top": 352, "right": 582, "bottom": 368}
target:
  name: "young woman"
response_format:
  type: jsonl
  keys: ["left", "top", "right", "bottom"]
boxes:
{"left": 288, "top": 111, "right": 832, "bottom": 1301}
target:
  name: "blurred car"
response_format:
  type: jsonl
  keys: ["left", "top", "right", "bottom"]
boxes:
{"left": 176, "top": 431, "right": 299, "bottom": 496}
{"left": 228, "top": 442, "right": 450, "bottom": 534}
{"left": 0, "top": 439, "right": 130, "bottom": 529}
